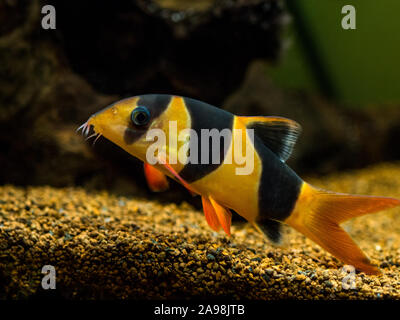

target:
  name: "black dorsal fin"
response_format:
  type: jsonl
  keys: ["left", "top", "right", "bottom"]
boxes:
{"left": 240, "top": 116, "right": 302, "bottom": 162}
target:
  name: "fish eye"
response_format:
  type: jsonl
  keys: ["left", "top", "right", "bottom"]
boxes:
{"left": 131, "top": 106, "right": 150, "bottom": 126}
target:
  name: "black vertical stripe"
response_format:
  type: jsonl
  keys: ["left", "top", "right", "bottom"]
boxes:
{"left": 178, "top": 97, "right": 234, "bottom": 182}
{"left": 123, "top": 94, "right": 171, "bottom": 145}
{"left": 255, "top": 135, "right": 302, "bottom": 221}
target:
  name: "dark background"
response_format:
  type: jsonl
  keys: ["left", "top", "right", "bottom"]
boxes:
{"left": 1, "top": 0, "right": 399, "bottom": 203}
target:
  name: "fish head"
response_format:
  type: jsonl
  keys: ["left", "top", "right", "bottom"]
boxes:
{"left": 84, "top": 94, "right": 188, "bottom": 164}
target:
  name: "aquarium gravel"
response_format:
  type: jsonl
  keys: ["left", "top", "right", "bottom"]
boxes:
{"left": 1, "top": 163, "right": 400, "bottom": 299}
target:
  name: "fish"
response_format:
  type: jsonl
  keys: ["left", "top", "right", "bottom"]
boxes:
{"left": 79, "top": 94, "right": 400, "bottom": 275}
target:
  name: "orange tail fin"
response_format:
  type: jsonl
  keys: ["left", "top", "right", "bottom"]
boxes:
{"left": 285, "top": 183, "right": 400, "bottom": 275}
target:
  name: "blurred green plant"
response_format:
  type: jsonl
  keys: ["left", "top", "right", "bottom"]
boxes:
{"left": 268, "top": 0, "right": 400, "bottom": 108}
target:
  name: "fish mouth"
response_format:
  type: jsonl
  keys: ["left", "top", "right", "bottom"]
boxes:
{"left": 76, "top": 119, "right": 91, "bottom": 137}
{"left": 76, "top": 117, "right": 102, "bottom": 145}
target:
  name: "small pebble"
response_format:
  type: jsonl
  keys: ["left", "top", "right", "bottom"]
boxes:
{"left": 1, "top": 163, "right": 400, "bottom": 299}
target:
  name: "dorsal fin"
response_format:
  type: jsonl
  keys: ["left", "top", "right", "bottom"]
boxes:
{"left": 239, "top": 116, "right": 301, "bottom": 162}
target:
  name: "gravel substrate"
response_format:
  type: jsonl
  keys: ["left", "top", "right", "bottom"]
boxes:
{"left": 1, "top": 162, "right": 400, "bottom": 299}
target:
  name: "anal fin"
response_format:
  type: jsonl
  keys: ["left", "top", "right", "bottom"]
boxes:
{"left": 253, "top": 219, "right": 283, "bottom": 244}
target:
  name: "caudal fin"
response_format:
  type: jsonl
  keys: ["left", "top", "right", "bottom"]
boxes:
{"left": 285, "top": 183, "right": 400, "bottom": 275}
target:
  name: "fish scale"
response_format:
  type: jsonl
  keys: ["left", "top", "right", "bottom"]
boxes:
{"left": 81, "top": 94, "right": 400, "bottom": 275}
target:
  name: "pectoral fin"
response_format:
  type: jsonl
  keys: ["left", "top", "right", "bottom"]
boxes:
{"left": 209, "top": 197, "right": 232, "bottom": 236}
{"left": 156, "top": 154, "right": 197, "bottom": 195}
{"left": 252, "top": 220, "right": 283, "bottom": 244}
{"left": 144, "top": 163, "right": 169, "bottom": 192}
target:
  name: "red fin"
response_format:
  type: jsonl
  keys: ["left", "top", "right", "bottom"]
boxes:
{"left": 157, "top": 155, "right": 197, "bottom": 195}
{"left": 209, "top": 197, "right": 232, "bottom": 236}
{"left": 144, "top": 163, "right": 169, "bottom": 192}
{"left": 201, "top": 196, "right": 221, "bottom": 232}
{"left": 286, "top": 184, "right": 400, "bottom": 275}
